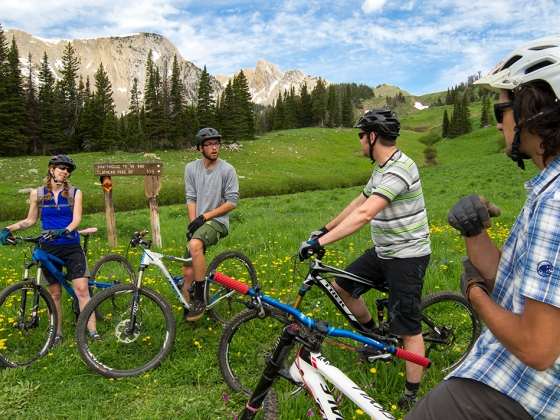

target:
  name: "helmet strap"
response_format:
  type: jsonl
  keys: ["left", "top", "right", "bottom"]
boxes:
{"left": 369, "top": 132, "right": 377, "bottom": 164}
{"left": 50, "top": 171, "right": 67, "bottom": 186}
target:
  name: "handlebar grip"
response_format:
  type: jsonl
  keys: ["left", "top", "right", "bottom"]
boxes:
{"left": 210, "top": 271, "right": 251, "bottom": 295}
{"left": 395, "top": 348, "right": 431, "bottom": 368}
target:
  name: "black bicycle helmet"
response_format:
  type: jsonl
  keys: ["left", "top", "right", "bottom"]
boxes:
{"left": 196, "top": 128, "right": 222, "bottom": 147}
{"left": 354, "top": 110, "right": 400, "bottom": 140}
{"left": 49, "top": 154, "right": 76, "bottom": 172}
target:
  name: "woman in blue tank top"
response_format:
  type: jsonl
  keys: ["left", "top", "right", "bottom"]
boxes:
{"left": 0, "top": 155, "right": 101, "bottom": 345}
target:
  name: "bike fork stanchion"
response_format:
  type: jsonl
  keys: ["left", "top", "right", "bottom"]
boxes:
{"left": 240, "top": 323, "right": 300, "bottom": 420}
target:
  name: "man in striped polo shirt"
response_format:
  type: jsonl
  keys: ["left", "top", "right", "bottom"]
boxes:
{"left": 298, "top": 109, "right": 431, "bottom": 411}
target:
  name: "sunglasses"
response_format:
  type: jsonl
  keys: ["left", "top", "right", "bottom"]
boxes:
{"left": 55, "top": 165, "right": 72, "bottom": 172}
{"left": 358, "top": 131, "right": 368, "bottom": 139}
{"left": 494, "top": 102, "right": 514, "bottom": 123}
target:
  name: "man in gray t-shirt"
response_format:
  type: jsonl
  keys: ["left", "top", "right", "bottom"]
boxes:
{"left": 182, "top": 128, "right": 239, "bottom": 322}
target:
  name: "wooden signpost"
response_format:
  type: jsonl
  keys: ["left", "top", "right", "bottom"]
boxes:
{"left": 94, "top": 162, "right": 164, "bottom": 248}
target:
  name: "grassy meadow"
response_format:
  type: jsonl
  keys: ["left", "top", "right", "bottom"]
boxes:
{"left": 0, "top": 109, "right": 540, "bottom": 419}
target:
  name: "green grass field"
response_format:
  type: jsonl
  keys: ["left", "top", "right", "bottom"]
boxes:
{"left": 0, "top": 112, "right": 539, "bottom": 419}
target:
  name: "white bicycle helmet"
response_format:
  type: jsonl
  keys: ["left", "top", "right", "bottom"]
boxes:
{"left": 474, "top": 35, "right": 560, "bottom": 99}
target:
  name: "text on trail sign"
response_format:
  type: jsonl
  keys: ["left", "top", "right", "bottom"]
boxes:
{"left": 94, "top": 162, "right": 163, "bottom": 176}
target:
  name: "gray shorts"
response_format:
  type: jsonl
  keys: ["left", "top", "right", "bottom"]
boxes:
{"left": 407, "top": 377, "right": 533, "bottom": 419}
{"left": 183, "top": 220, "right": 228, "bottom": 266}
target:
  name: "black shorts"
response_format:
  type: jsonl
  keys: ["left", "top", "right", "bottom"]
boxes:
{"left": 40, "top": 243, "right": 90, "bottom": 284}
{"left": 334, "top": 248, "right": 429, "bottom": 336}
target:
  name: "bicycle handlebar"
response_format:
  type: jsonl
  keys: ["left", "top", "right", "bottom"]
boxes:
{"left": 209, "top": 271, "right": 431, "bottom": 368}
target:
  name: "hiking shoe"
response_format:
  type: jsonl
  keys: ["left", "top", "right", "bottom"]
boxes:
{"left": 397, "top": 393, "right": 418, "bottom": 411}
{"left": 53, "top": 333, "right": 63, "bottom": 347}
{"left": 185, "top": 298, "right": 206, "bottom": 322}
{"left": 90, "top": 331, "right": 103, "bottom": 342}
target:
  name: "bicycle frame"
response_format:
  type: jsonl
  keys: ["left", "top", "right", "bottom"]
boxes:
{"left": 22, "top": 230, "right": 126, "bottom": 302}
{"left": 210, "top": 271, "right": 431, "bottom": 420}
{"left": 291, "top": 253, "right": 450, "bottom": 348}
{"left": 132, "top": 232, "right": 251, "bottom": 312}
{"left": 135, "top": 248, "right": 191, "bottom": 309}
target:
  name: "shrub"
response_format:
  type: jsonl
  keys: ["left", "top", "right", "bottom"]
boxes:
{"left": 418, "top": 132, "right": 442, "bottom": 146}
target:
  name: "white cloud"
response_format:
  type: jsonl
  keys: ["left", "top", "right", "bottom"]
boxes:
{"left": 361, "top": 0, "right": 387, "bottom": 14}
{"left": 3, "top": 0, "right": 560, "bottom": 95}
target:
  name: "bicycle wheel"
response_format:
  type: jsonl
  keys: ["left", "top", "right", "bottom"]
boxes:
{"left": 72, "top": 254, "right": 136, "bottom": 320}
{"left": 0, "top": 281, "right": 58, "bottom": 367}
{"left": 89, "top": 254, "right": 136, "bottom": 288}
{"left": 421, "top": 290, "right": 481, "bottom": 373}
{"left": 205, "top": 251, "right": 258, "bottom": 324}
{"left": 217, "top": 306, "right": 290, "bottom": 395}
{"left": 76, "top": 283, "right": 176, "bottom": 378}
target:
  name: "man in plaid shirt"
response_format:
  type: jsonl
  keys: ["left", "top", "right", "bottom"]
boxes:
{"left": 408, "top": 35, "right": 560, "bottom": 420}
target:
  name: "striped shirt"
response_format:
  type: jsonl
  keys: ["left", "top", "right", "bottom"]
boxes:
{"left": 363, "top": 150, "right": 431, "bottom": 259}
{"left": 450, "top": 157, "right": 560, "bottom": 420}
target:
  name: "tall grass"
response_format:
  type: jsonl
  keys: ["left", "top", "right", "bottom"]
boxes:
{"left": 0, "top": 119, "right": 537, "bottom": 419}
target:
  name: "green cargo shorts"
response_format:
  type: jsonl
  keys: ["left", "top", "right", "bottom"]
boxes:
{"left": 183, "top": 220, "right": 228, "bottom": 266}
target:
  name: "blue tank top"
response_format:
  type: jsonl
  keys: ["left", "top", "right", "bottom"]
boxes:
{"left": 40, "top": 187, "right": 80, "bottom": 245}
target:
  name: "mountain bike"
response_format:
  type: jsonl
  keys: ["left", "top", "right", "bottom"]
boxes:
{"left": 75, "top": 229, "right": 258, "bottom": 378}
{"left": 211, "top": 271, "right": 432, "bottom": 419}
{"left": 217, "top": 247, "right": 481, "bottom": 400}
{"left": 0, "top": 228, "right": 134, "bottom": 368}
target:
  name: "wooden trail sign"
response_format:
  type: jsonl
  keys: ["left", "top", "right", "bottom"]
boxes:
{"left": 94, "top": 162, "right": 164, "bottom": 248}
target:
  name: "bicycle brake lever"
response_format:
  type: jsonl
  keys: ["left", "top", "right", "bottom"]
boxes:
{"left": 366, "top": 353, "right": 394, "bottom": 364}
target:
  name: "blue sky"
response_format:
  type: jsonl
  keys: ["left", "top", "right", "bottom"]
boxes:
{"left": 2, "top": 0, "right": 560, "bottom": 95}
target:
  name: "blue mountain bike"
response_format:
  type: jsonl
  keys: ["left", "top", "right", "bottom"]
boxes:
{"left": 0, "top": 228, "right": 134, "bottom": 368}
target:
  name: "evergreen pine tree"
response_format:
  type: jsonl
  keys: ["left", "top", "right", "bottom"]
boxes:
{"left": 219, "top": 80, "right": 235, "bottom": 139}
{"left": 311, "top": 78, "right": 327, "bottom": 126}
{"left": 0, "top": 36, "right": 29, "bottom": 156}
{"left": 57, "top": 42, "right": 82, "bottom": 150}
{"left": 25, "top": 53, "right": 41, "bottom": 155}
{"left": 283, "top": 87, "right": 297, "bottom": 130}
{"left": 125, "top": 77, "right": 144, "bottom": 151}
{"left": 461, "top": 92, "right": 472, "bottom": 135}
{"left": 273, "top": 93, "right": 285, "bottom": 130}
{"left": 37, "top": 52, "right": 64, "bottom": 154}
{"left": 93, "top": 63, "right": 116, "bottom": 151}
{"left": 144, "top": 51, "right": 167, "bottom": 149}
{"left": 232, "top": 70, "right": 254, "bottom": 141}
{"left": 326, "top": 86, "right": 340, "bottom": 127}
{"left": 196, "top": 65, "right": 216, "bottom": 129}
{"left": 99, "top": 112, "right": 119, "bottom": 152}
{"left": 442, "top": 109, "right": 450, "bottom": 138}
{"left": 341, "top": 85, "right": 354, "bottom": 127}
{"left": 168, "top": 55, "right": 185, "bottom": 148}
{"left": 299, "top": 83, "right": 313, "bottom": 127}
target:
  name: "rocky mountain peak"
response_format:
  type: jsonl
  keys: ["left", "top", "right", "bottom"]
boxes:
{"left": 217, "top": 58, "right": 327, "bottom": 106}
{"left": 8, "top": 29, "right": 327, "bottom": 112}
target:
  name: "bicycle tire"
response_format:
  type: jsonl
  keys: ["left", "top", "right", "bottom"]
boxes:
{"left": 0, "top": 281, "right": 58, "bottom": 367}
{"left": 420, "top": 290, "right": 481, "bottom": 373}
{"left": 217, "top": 306, "right": 291, "bottom": 396}
{"left": 260, "top": 389, "right": 280, "bottom": 420}
{"left": 205, "top": 251, "right": 258, "bottom": 324}
{"left": 75, "top": 283, "right": 176, "bottom": 378}
{"left": 72, "top": 254, "right": 136, "bottom": 321}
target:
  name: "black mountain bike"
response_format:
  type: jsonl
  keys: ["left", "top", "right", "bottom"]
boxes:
{"left": 217, "top": 247, "right": 481, "bottom": 398}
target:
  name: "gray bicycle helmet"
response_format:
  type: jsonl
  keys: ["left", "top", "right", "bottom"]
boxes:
{"left": 354, "top": 110, "right": 400, "bottom": 141}
{"left": 196, "top": 128, "right": 222, "bottom": 147}
{"left": 49, "top": 154, "right": 76, "bottom": 172}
